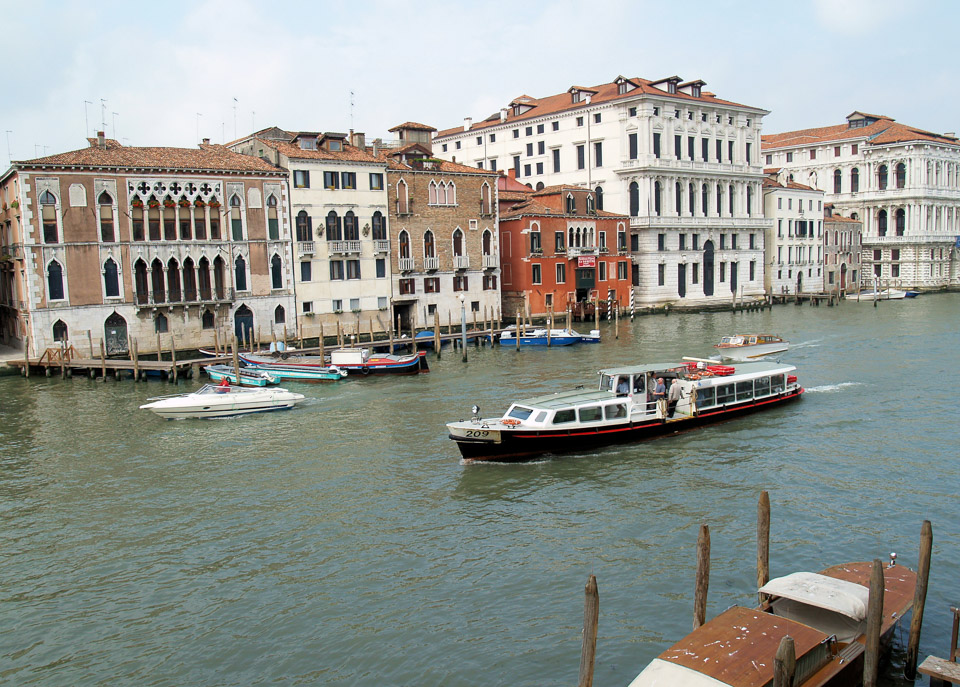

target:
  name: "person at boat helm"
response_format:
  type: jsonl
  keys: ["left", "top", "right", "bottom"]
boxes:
{"left": 653, "top": 377, "right": 667, "bottom": 417}
{"left": 616, "top": 376, "right": 630, "bottom": 396}
{"left": 667, "top": 378, "right": 682, "bottom": 418}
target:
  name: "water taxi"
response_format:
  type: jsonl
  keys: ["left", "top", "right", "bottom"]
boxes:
{"left": 447, "top": 360, "right": 803, "bottom": 461}
{"left": 714, "top": 334, "right": 789, "bottom": 360}
{"left": 499, "top": 327, "right": 601, "bottom": 346}
{"left": 628, "top": 557, "right": 916, "bottom": 687}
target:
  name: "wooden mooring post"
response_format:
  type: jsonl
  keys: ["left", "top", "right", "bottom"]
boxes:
{"left": 905, "top": 519, "right": 933, "bottom": 679}
{"left": 773, "top": 636, "right": 796, "bottom": 687}
{"left": 232, "top": 335, "right": 241, "bottom": 385}
{"left": 133, "top": 339, "right": 140, "bottom": 381}
{"left": 170, "top": 335, "right": 178, "bottom": 383}
{"left": 757, "top": 490, "right": 771, "bottom": 603}
{"left": 693, "top": 523, "right": 710, "bottom": 630}
{"left": 577, "top": 574, "right": 599, "bottom": 687}
{"left": 24, "top": 337, "right": 30, "bottom": 378}
{"left": 863, "top": 559, "right": 885, "bottom": 687}
{"left": 99, "top": 338, "right": 106, "bottom": 381}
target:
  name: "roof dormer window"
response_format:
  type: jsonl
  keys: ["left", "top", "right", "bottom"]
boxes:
{"left": 571, "top": 90, "right": 581, "bottom": 104}
{"left": 329, "top": 139, "right": 342, "bottom": 151}
{"left": 667, "top": 81, "right": 677, "bottom": 94}
{"left": 692, "top": 84, "right": 701, "bottom": 97}
{"left": 299, "top": 137, "right": 317, "bottom": 150}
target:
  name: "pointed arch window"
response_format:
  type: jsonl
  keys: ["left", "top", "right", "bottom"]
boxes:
{"left": 482, "top": 229, "right": 493, "bottom": 255}
{"left": 480, "top": 182, "right": 491, "bottom": 215}
{"left": 851, "top": 167, "right": 860, "bottom": 193}
{"left": 397, "top": 179, "right": 409, "bottom": 214}
{"left": 595, "top": 186, "right": 604, "bottom": 211}
{"left": 446, "top": 181, "right": 457, "bottom": 205}
{"left": 326, "top": 211, "right": 342, "bottom": 241}
{"left": 343, "top": 211, "right": 358, "bottom": 241}
{"left": 452, "top": 228, "right": 464, "bottom": 257}
{"left": 585, "top": 194, "right": 595, "bottom": 214}
{"left": 154, "top": 312, "right": 168, "bottom": 333}
{"left": 423, "top": 230, "right": 436, "bottom": 258}
{"left": 235, "top": 255, "right": 248, "bottom": 292}
{"left": 104, "top": 258, "right": 120, "bottom": 298}
{"left": 53, "top": 319, "right": 68, "bottom": 342}
{"left": 429, "top": 180, "right": 439, "bottom": 205}
{"left": 566, "top": 194, "right": 576, "bottom": 214}
{"left": 183, "top": 257, "right": 197, "bottom": 301}
{"left": 267, "top": 194, "right": 279, "bottom": 240}
{"left": 148, "top": 205, "right": 161, "bottom": 241}
{"left": 895, "top": 163, "right": 906, "bottom": 189}
{"left": 47, "top": 260, "right": 65, "bottom": 301}
{"left": 167, "top": 258, "right": 182, "bottom": 302}
{"left": 151, "top": 258, "right": 165, "bottom": 303}
{"left": 371, "top": 211, "right": 386, "bottom": 240}
{"left": 163, "top": 198, "right": 176, "bottom": 240}
{"left": 202, "top": 309, "right": 215, "bottom": 329}
{"left": 274, "top": 305, "right": 286, "bottom": 324}
{"left": 98, "top": 191, "right": 115, "bottom": 242}
{"left": 230, "top": 194, "right": 243, "bottom": 240}
{"left": 271, "top": 254, "right": 283, "bottom": 289}
{"left": 199, "top": 257, "right": 213, "bottom": 300}
{"left": 40, "top": 190, "right": 58, "bottom": 243}
{"left": 135, "top": 259, "right": 149, "bottom": 304}
{"left": 132, "top": 206, "right": 145, "bottom": 241}
{"left": 213, "top": 256, "right": 226, "bottom": 299}
{"left": 398, "top": 230, "right": 411, "bottom": 259}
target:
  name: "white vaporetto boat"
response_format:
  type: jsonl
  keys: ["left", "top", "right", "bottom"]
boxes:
{"left": 713, "top": 334, "right": 789, "bottom": 361}
{"left": 140, "top": 384, "right": 306, "bottom": 419}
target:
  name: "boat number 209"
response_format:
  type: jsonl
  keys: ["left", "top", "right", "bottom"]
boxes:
{"left": 464, "top": 430, "right": 490, "bottom": 438}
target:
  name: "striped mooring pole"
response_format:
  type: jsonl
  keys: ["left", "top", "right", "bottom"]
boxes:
{"left": 607, "top": 290, "right": 613, "bottom": 321}
{"left": 630, "top": 287, "right": 635, "bottom": 320}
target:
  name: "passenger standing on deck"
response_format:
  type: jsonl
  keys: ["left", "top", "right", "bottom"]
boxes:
{"left": 667, "top": 379, "right": 682, "bottom": 417}
{"left": 653, "top": 377, "right": 667, "bottom": 417}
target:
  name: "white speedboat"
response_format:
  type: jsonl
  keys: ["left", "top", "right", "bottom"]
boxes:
{"left": 140, "top": 384, "right": 305, "bottom": 419}
{"left": 849, "top": 288, "right": 907, "bottom": 301}
{"left": 713, "top": 334, "right": 789, "bottom": 361}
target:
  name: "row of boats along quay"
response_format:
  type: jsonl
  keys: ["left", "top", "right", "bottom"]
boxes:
{"left": 0, "top": 294, "right": 958, "bottom": 685}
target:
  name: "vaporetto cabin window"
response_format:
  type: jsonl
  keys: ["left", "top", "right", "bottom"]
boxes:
{"left": 552, "top": 409, "right": 575, "bottom": 424}
{"left": 579, "top": 406, "right": 603, "bottom": 422}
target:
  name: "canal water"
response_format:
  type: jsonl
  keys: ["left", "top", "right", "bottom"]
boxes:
{"left": 1, "top": 294, "right": 958, "bottom": 686}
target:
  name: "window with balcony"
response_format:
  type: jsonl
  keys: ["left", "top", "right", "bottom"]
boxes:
{"left": 326, "top": 211, "right": 342, "bottom": 240}
{"left": 452, "top": 228, "right": 464, "bottom": 258}
{"left": 653, "top": 132, "right": 661, "bottom": 158}
{"left": 895, "top": 163, "right": 906, "bottom": 189}
{"left": 629, "top": 182, "right": 639, "bottom": 217}
{"left": 167, "top": 258, "right": 182, "bottom": 302}
{"left": 296, "top": 211, "right": 312, "bottom": 242}
{"left": 344, "top": 211, "right": 359, "bottom": 241}
{"left": 878, "top": 165, "right": 888, "bottom": 190}
{"left": 654, "top": 181, "right": 661, "bottom": 216}
{"left": 151, "top": 258, "right": 165, "bottom": 302}
{"left": 424, "top": 230, "right": 436, "bottom": 259}
{"left": 399, "top": 230, "right": 410, "bottom": 259}
{"left": 628, "top": 133, "right": 638, "bottom": 160}
{"left": 895, "top": 208, "right": 905, "bottom": 236}
{"left": 877, "top": 209, "right": 888, "bottom": 236}
{"left": 372, "top": 211, "right": 386, "bottom": 240}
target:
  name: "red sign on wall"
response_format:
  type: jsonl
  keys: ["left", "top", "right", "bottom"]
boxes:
{"left": 578, "top": 256, "right": 596, "bottom": 268}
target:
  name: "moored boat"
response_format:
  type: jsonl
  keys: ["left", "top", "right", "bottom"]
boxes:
{"left": 499, "top": 327, "right": 600, "bottom": 346}
{"left": 447, "top": 360, "right": 802, "bottom": 461}
{"left": 714, "top": 334, "right": 789, "bottom": 360}
{"left": 241, "top": 347, "right": 428, "bottom": 374}
{"left": 203, "top": 364, "right": 278, "bottom": 387}
{"left": 243, "top": 363, "right": 348, "bottom": 382}
{"left": 139, "top": 384, "right": 305, "bottom": 419}
{"left": 628, "top": 558, "right": 916, "bottom": 687}
{"left": 849, "top": 288, "right": 908, "bottom": 301}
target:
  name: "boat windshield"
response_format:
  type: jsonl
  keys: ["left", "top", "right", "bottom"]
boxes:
{"left": 506, "top": 405, "right": 534, "bottom": 421}
{"left": 720, "top": 336, "right": 744, "bottom": 345}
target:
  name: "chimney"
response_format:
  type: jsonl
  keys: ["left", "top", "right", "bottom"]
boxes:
{"left": 500, "top": 108, "right": 508, "bottom": 123}
{"left": 463, "top": 117, "right": 472, "bottom": 132}
{"left": 97, "top": 130, "right": 105, "bottom": 149}
{"left": 508, "top": 168, "right": 517, "bottom": 180}
{"left": 373, "top": 138, "right": 382, "bottom": 157}
{"left": 352, "top": 131, "right": 366, "bottom": 149}
{"left": 202, "top": 137, "right": 210, "bottom": 145}
{"left": 945, "top": 132, "right": 956, "bottom": 138}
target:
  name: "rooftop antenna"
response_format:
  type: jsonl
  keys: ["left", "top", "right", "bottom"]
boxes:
{"left": 350, "top": 90, "right": 355, "bottom": 130}
{"left": 196, "top": 112, "right": 202, "bottom": 144}
{"left": 251, "top": 111, "right": 255, "bottom": 132}
{"left": 221, "top": 121, "right": 225, "bottom": 144}
{"left": 84, "top": 100, "right": 92, "bottom": 138}
{"left": 5, "top": 130, "right": 12, "bottom": 167}
{"left": 100, "top": 99, "right": 107, "bottom": 131}
{"left": 232, "top": 97, "right": 238, "bottom": 140}
{"left": 112, "top": 112, "right": 118, "bottom": 140}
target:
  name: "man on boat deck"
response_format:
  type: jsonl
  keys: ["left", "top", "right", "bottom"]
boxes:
{"left": 667, "top": 379, "right": 682, "bottom": 418}
{"left": 653, "top": 378, "right": 667, "bottom": 417}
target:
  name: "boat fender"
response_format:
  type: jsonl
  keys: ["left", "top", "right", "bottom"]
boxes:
{"left": 329, "top": 366, "right": 340, "bottom": 376}
{"left": 362, "top": 367, "right": 370, "bottom": 375}
{"left": 502, "top": 418, "right": 521, "bottom": 426}
{"left": 280, "top": 352, "right": 289, "bottom": 360}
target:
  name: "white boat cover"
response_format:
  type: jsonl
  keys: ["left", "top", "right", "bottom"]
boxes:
{"left": 759, "top": 572, "right": 869, "bottom": 620}
{"left": 627, "top": 658, "right": 732, "bottom": 687}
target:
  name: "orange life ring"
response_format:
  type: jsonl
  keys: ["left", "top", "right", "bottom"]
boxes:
{"left": 502, "top": 418, "right": 521, "bottom": 426}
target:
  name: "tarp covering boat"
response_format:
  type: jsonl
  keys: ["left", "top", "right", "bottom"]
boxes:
{"left": 627, "top": 658, "right": 733, "bottom": 687}
{"left": 759, "top": 572, "right": 869, "bottom": 621}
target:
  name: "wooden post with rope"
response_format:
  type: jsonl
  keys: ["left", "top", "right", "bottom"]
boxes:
{"left": 693, "top": 523, "right": 710, "bottom": 630}
{"left": 577, "top": 574, "right": 599, "bottom": 687}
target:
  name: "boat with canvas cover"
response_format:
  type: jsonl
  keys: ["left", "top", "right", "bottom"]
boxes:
{"left": 628, "top": 558, "right": 916, "bottom": 687}
{"left": 241, "top": 347, "right": 428, "bottom": 374}
{"left": 139, "top": 383, "right": 305, "bottom": 419}
{"left": 713, "top": 334, "right": 789, "bottom": 361}
{"left": 447, "top": 360, "right": 802, "bottom": 461}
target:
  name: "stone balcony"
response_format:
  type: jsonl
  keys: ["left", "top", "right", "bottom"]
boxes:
{"left": 328, "top": 240, "right": 362, "bottom": 254}
{"left": 482, "top": 253, "right": 499, "bottom": 268}
{"left": 134, "top": 288, "right": 235, "bottom": 312}
{"left": 454, "top": 255, "right": 470, "bottom": 269}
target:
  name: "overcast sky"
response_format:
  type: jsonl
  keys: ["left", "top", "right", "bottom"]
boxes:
{"left": 4, "top": 0, "right": 956, "bottom": 166}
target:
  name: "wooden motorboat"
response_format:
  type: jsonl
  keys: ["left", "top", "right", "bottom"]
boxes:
{"left": 243, "top": 363, "right": 348, "bottom": 382}
{"left": 628, "top": 559, "right": 916, "bottom": 687}
{"left": 241, "top": 347, "right": 428, "bottom": 375}
{"left": 849, "top": 288, "right": 908, "bottom": 302}
{"left": 499, "top": 327, "right": 600, "bottom": 346}
{"left": 203, "top": 364, "right": 278, "bottom": 387}
{"left": 139, "top": 384, "right": 305, "bottom": 419}
{"left": 447, "top": 360, "right": 802, "bottom": 461}
{"left": 714, "top": 334, "right": 789, "bottom": 361}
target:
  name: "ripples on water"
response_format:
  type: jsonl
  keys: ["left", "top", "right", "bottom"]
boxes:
{"left": 1, "top": 294, "right": 958, "bottom": 686}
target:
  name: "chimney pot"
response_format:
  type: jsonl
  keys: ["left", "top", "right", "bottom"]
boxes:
{"left": 508, "top": 168, "right": 517, "bottom": 179}
{"left": 463, "top": 117, "right": 472, "bottom": 132}
{"left": 500, "top": 108, "right": 508, "bottom": 123}
{"left": 97, "top": 131, "right": 105, "bottom": 148}
{"left": 202, "top": 137, "right": 210, "bottom": 145}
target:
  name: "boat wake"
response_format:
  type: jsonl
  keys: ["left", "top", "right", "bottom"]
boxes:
{"left": 805, "top": 382, "right": 864, "bottom": 393}
{"left": 791, "top": 339, "right": 823, "bottom": 349}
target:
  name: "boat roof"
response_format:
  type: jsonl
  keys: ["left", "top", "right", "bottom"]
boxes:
{"left": 597, "top": 362, "right": 687, "bottom": 376}
{"left": 599, "top": 361, "right": 794, "bottom": 377}
{"left": 514, "top": 389, "right": 611, "bottom": 409}
{"left": 759, "top": 572, "right": 869, "bottom": 620}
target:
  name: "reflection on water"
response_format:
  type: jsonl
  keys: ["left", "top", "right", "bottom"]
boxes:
{"left": 0, "top": 295, "right": 957, "bottom": 686}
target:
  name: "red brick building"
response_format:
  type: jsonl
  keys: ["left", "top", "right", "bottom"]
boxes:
{"left": 499, "top": 185, "right": 632, "bottom": 318}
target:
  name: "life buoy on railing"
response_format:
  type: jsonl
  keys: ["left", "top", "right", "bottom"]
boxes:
{"left": 502, "top": 418, "right": 521, "bottom": 426}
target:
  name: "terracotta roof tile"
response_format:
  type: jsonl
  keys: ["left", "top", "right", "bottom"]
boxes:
{"left": 388, "top": 121, "right": 437, "bottom": 133}
{"left": 18, "top": 138, "right": 282, "bottom": 173}
{"left": 435, "top": 75, "right": 762, "bottom": 139}
{"left": 258, "top": 138, "right": 381, "bottom": 163}
{"left": 501, "top": 198, "right": 627, "bottom": 220}
{"left": 762, "top": 116, "right": 958, "bottom": 149}
{"left": 762, "top": 177, "right": 816, "bottom": 191}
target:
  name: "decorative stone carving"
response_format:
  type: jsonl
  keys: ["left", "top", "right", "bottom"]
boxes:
{"left": 69, "top": 184, "right": 87, "bottom": 207}
{"left": 247, "top": 187, "right": 262, "bottom": 209}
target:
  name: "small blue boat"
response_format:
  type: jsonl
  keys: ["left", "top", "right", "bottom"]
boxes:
{"left": 414, "top": 330, "right": 449, "bottom": 349}
{"left": 204, "top": 364, "right": 278, "bottom": 387}
{"left": 499, "top": 327, "right": 583, "bottom": 346}
{"left": 245, "top": 363, "right": 348, "bottom": 382}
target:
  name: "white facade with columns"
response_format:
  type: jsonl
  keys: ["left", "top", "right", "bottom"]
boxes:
{"left": 762, "top": 112, "right": 960, "bottom": 290}
{"left": 433, "top": 75, "right": 771, "bottom": 307}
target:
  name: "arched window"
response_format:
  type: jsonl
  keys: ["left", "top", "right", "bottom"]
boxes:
{"left": 53, "top": 319, "right": 68, "bottom": 342}
{"left": 566, "top": 194, "right": 576, "bottom": 213}
{"left": 296, "top": 211, "right": 312, "bottom": 242}
{"left": 274, "top": 305, "right": 286, "bottom": 324}
{"left": 675, "top": 182, "right": 682, "bottom": 214}
{"left": 878, "top": 165, "right": 888, "bottom": 190}
{"left": 452, "top": 228, "right": 464, "bottom": 257}
{"left": 851, "top": 212, "right": 859, "bottom": 221}
{"left": 423, "top": 230, "right": 436, "bottom": 258}
{"left": 104, "top": 258, "right": 120, "bottom": 298}
{"left": 235, "top": 255, "right": 248, "bottom": 291}
{"left": 326, "top": 211, "right": 341, "bottom": 240}
{"left": 877, "top": 209, "right": 888, "bottom": 236}
{"left": 47, "top": 260, "right": 64, "bottom": 301}
{"left": 595, "top": 186, "right": 604, "bottom": 211}
{"left": 40, "top": 190, "right": 58, "bottom": 243}
{"left": 688, "top": 183, "right": 695, "bottom": 215}
{"left": 428, "top": 180, "right": 439, "bottom": 205}
{"left": 654, "top": 181, "right": 662, "bottom": 216}
{"left": 482, "top": 229, "right": 493, "bottom": 255}
{"left": 343, "top": 211, "right": 358, "bottom": 241}
{"left": 98, "top": 191, "right": 115, "bottom": 242}
{"left": 746, "top": 185, "right": 753, "bottom": 215}
{"left": 132, "top": 206, "right": 145, "bottom": 241}
{"left": 716, "top": 183, "right": 723, "bottom": 215}
{"left": 728, "top": 184, "right": 735, "bottom": 215}
{"left": 134, "top": 259, "right": 149, "bottom": 304}
{"left": 895, "top": 208, "right": 905, "bottom": 236}
{"left": 151, "top": 258, "right": 165, "bottom": 303}
{"left": 535, "top": 181, "right": 545, "bottom": 191}
{"left": 851, "top": 167, "right": 860, "bottom": 193}
{"left": 213, "top": 256, "right": 226, "bottom": 299}
{"left": 895, "top": 163, "right": 906, "bottom": 189}
{"left": 629, "top": 182, "right": 639, "bottom": 217}
{"left": 271, "top": 254, "right": 283, "bottom": 289}
{"left": 198, "top": 257, "right": 212, "bottom": 300}
{"left": 202, "top": 309, "right": 215, "bottom": 329}
{"left": 396, "top": 179, "right": 409, "bottom": 214}
{"left": 447, "top": 181, "right": 457, "bottom": 205}
{"left": 371, "top": 211, "right": 386, "bottom": 240}
{"left": 398, "top": 230, "right": 410, "bottom": 259}
{"left": 267, "top": 194, "right": 279, "bottom": 240}
{"left": 167, "top": 258, "right": 181, "bottom": 302}
{"left": 230, "top": 194, "right": 243, "bottom": 240}
{"left": 154, "top": 313, "right": 168, "bottom": 334}
{"left": 480, "top": 182, "right": 491, "bottom": 215}
{"left": 585, "top": 194, "right": 595, "bottom": 214}
{"left": 702, "top": 183, "right": 708, "bottom": 216}
{"left": 183, "top": 257, "right": 197, "bottom": 301}
{"left": 148, "top": 205, "right": 161, "bottom": 241}
{"left": 834, "top": 169, "right": 842, "bottom": 194}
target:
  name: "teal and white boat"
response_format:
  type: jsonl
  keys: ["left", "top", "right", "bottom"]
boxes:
{"left": 246, "top": 363, "right": 348, "bottom": 382}
{"left": 204, "top": 364, "right": 278, "bottom": 387}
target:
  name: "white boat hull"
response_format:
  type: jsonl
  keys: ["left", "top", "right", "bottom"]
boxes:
{"left": 140, "top": 386, "right": 305, "bottom": 419}
{"left": 715, "top": 341, "right": 789, "bottom": 361}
